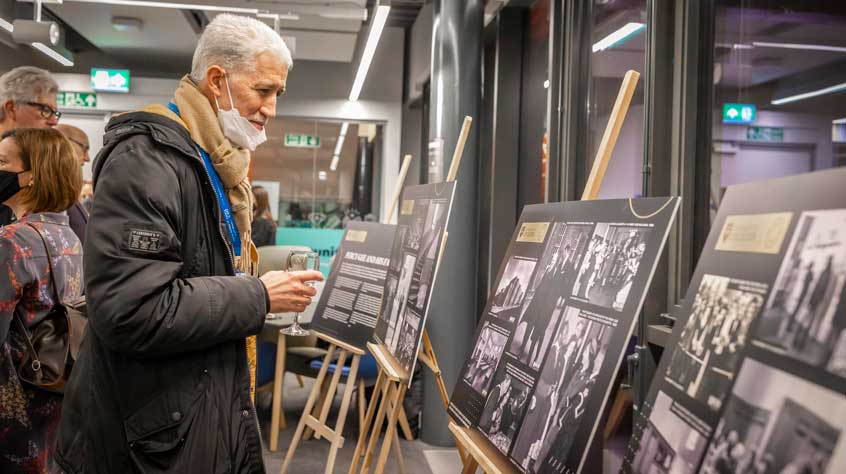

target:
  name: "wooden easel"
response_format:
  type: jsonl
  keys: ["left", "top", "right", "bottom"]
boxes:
{"left": 349, "top": 117, "right": 474, "bottom": 474}
{"left": 280, "top": 154, "right": 415, "bottom": 474}
{"left": 451, "top": 70, "right": 641, "bottom": 474}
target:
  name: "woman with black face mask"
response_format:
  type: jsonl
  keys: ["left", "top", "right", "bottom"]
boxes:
{"left": 0, "top": 128, "right": 83, "bottom": 473}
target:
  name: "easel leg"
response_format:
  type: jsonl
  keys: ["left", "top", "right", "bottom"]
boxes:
{"left": 315, "top": 350, "right": 349, "bottom": 440}
{"left": 305, "top": 373, "right": 333, "bottom": 440}
{"left": 280, "top": 345, "right": 336, "bottom": 474}
{"left": 297, "top": 374, "right": 305, "bottom": 387}
{"left": 349, "top": 370, "right": 386, "bottom": 474}
{"left": 324, "top": 354, "right": 360, "bottom": 474}
{"left": 358, "top": 379, "right": 366, "bottom": 440}
{"left": 374, "top": 383, "right": 408, "bottom": 474}
{"left": 391, "top": 426, "right": 406, "bottom": 474}
{"left": 398, "top": 406, "right": 414, "bottom": 441}
{"left": 362, "top": 377, "right": 393, "bottom": 474}
{"left": 270, "top": 330, "right": 287, "bottom": 451}
{"left": 460, "top": 457, "right": 479, "bottom": 474}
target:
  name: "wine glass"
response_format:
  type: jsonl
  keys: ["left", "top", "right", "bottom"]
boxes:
{"left": 281, "top": 251, "right": 320, "bottom": 336}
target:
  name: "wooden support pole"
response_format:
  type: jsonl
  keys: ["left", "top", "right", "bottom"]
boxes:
{"left": 386, "top": 154, "right": 414, "bottom": 223}
{"left": 582, "top": 70, "right": 640, "bottom": 200}
{"left": 447, "top": 116, "right": 473, "bottom": 182}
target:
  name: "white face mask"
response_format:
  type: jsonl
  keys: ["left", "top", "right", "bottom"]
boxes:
{"left": 215, "top": 72, "right": 267, "bottom": 151}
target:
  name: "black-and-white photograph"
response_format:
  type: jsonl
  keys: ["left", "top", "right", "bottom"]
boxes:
{"left": 410, "top": 200, "right": 448, "bottom": 311}
{"left": 510, "top": 307, "right": 615, "bottom": 472}
{"left": 406, "top": 198, "right": 430, "bottom": 251}
{"left": 571, "top": 223, "right": 652, "bottom": 311}
{"left": 463, "top": 322, "right": 509, "bottom": 397}
{"left": 631, "top": 391, "right": 709, "bottom": 474}
{"left": 508, "top": 296, "right": 564, "bottom": 370}
{"left": 490, "top": 256, "right": 538, "bottom": 323}
{"left": 395, "top": 309, "right": 422, "bottom": 370}
{"left": 385, "top": 253, "right": 416, "bottom": 352}
{"left": 390, "top": 226, "right": 409, "bottom": 272}
{"left": 479, "top": 367, "right": 532, "bottom": 455}
{"left": 665, "top": 274, "right": 767, "bottom": 411}
{"left": 699, "top": 358, "right": 846, "bottom": 474}
{"left": 754, "top": 209, "right": 846, "bottom": 377}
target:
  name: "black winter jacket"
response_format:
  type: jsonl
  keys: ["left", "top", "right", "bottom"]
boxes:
{"left": 56, "top": 111, "right": 269, "bottom": 474}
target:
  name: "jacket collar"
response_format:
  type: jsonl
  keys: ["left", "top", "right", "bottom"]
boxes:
{"left": 103, "top": 111, "right": 198, "bottom": 160}
{"left": 18, "top": 212, "right": 69, "bottom": 226}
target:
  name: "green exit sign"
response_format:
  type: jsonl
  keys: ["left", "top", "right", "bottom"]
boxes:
{"left": 91, "top": 68, "right": 130, "bottom": 93}
{"left": 57, "top": 91, "right": 97, "bottom": 109}
{"left": 723, "top": 103, "right": 756, "bottom": 123}
{"left": 285, "top": 133, "right": 321, "bottom": 148}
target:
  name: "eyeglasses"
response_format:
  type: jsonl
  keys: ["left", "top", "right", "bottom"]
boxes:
{"left": 67, "top": 137, "right": 90, "bottom": 152}
{"left": 22, "top": 101, "right": 62, "bottom": 120}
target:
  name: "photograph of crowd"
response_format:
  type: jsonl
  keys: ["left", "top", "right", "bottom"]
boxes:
{"left": 509, "top": 307, "right": 615, "bottom": 472}
{"left": 389, "top": 226, "right": 408, "bottom": 272}
{"left": 406, "top": 198, "right": 430, "bottom": 251}
{"left": 664, "top": 274, "right": 767, "bottom": 411}
{"left": 490, "top": 256, "right": 538, "bottom": 323}
{"left": 395, "top": 308, "right": 422, "bottom": 370}
{"left": 754, "top": 210, "right": 846, "bottom": 378}
{"left": 479, "top": 368, "right": 532, "bottom": 455}
{"left": 630, "top": 391, "right": 709, "bottom": 474}
{"left": 700, "top": 358, "right": 846, "bottom": 474}
{"left": 571, "top": 223, "right": 652, "bottom": 311}
{"left": 385, "top": 253, "right": 416, "bottom": 352}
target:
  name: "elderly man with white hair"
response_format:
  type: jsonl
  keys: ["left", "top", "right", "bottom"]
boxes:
{"left": 55, "top": 14, "right": 322, "bottom": 474}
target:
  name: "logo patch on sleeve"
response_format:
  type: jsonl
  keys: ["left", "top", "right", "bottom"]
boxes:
{"left": 128, "top": 229, "right": 163, "bottom": 252}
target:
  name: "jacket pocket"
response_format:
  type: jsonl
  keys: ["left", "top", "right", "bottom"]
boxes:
{"left": 123, "top": 378, "right": 206, "bottom": 472}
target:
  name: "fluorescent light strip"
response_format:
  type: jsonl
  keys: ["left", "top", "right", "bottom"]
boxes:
{"left": 753, "top": 41, "right": 846, "bottom": 53}
{"left": 348, "top": 5, "right": 390, "bottom": 101}
{"left": 330, "top": 121, "right": 349, "bottom": 171}
{"left": 772, "top": 82, "right": 846, "bottom": 105}
{"left": 32, "top": 42, "right": 74, "bottom": 66}
{"left": 834, "top": 118, "right": 846, "bottom": 125}
{"left": 0, "top": 17, "right": 13, "bottom": 33}
{"left": 69, "top": 0, "right": 259, "bottom": 14}
{"left": 257, "top": 12, "right": 300, "bottom": 21}
{"left": 330, "top": 155, "right": 340, "bottom": 171}
{"left": 592, "top": 22, "right": 645, "bottom": 53}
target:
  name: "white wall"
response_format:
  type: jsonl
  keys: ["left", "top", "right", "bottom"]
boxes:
{"left": 597, "top": 104, "right": 645, "bottom": 199}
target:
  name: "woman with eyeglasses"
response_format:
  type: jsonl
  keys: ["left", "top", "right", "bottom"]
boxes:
{"left": 0, "top": 128, "right": 83, "bottom": 473}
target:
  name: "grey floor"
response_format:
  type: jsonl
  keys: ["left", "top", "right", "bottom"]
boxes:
{"left": 257, "top": 375, "right": 434, "bottom": 474}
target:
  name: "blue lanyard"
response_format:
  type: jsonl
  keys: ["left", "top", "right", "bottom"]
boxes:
{"left": 167, "top": 102, "right": 242, "bottom": 257}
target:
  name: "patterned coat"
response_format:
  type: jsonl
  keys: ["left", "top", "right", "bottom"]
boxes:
{"left": 0, "top": 213, "right": 83, "bottom": 474}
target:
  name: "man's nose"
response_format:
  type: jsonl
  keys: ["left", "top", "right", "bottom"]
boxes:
{"left": 261, "top": 96, "right": 277, "bottom": 119}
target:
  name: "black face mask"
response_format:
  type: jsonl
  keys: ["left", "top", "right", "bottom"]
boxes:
{"left": 0, "top": 170, "right": 24, "bottom": 203}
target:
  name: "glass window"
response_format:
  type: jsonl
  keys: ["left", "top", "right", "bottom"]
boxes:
{"left": 251, "top": 119, "right": 382, "bottom": 230}
{"left": 589, "top": 0, "right": 647, "bottom": 199}
{"left": 710, "top": 1, "right": 846, "bottom": 217}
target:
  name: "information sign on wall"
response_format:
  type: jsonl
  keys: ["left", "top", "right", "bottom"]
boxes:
{"left": 746, "top": 125, "right": 784, "bottom": 142}
{"left": 284, "top": 133, "right": 321, "bottom": 148}
{"left": 57, "top": 91, "right": 97, "bottom": 108}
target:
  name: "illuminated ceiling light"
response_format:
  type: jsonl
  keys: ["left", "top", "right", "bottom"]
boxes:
{"left": 592, "top": 22, "right": 645, "bottom": 53}
{"left": 330, "top": 155, "right": 340, "bottom": 171}
{"left": 543, "top": 79, "right": 550, "bottom": 89}
{"left": 318, "top": 170, "right": 327, "bottom": 181}
{"left": 348, "top": 4, "right": 390, "bottom": 101}
{"left": 330, "top": 121, "right": 349, "bottom": 171}
{"left": 257, "top": 12, "right": 300, "bottom": 21}
{"left": 834, "top": 118, "right": 846, "bottom": 124}
{"left": 32, "top": 42, "right": 74, "bottom": 66}
{"left": 753, "top": 41, "right": 846, "bottom": 53}
{"left": 0, "top": 17, "right": 14, "bottom": 33}
{"left": 716, "top": 42, "right": 753, "bottom": 50}
{"left": 772, "top": 82, "right": 846, "bottom": 105}
{"left": 67, "top": 0, "right": 259, "bottom": 15}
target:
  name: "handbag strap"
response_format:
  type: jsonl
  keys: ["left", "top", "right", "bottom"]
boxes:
{"left": 25, "top": 222, "right": 64, "bottom": 305}
{"left": 12, "top": 312, "right": 43, "bottom": 372}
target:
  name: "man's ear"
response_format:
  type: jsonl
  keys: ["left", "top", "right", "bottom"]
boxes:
{"left": 206, "top": 66, "right": 226, "bottom": 99}
{"left": 2, "top": 100, "right": 16, "bottom": 122}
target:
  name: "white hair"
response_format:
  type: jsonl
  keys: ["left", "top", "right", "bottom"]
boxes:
{"left": 0, "top": 66, "right": 59, "bottom": 121}
{"left": 190, "top": 14, "right": 293, "bottom": 82}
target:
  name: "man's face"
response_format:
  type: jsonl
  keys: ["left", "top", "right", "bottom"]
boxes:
{"left": 8, "top": 94, "right": 60, "bottom": 128}
{"left": 219, "top": 51, "right": 288, "bottom": 133}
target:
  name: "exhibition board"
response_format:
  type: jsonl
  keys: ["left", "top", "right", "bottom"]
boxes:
{"left": 450, "top": 196, "right": 680, "bottom": 474}
{"left": 372, "top": 181, "right": 457, "bottom": 379}
{"left": 623, "top": 168, "right": 846, "bottom": 474}
{"left": 308, "top": 221, "right": 397, "bottom": 350}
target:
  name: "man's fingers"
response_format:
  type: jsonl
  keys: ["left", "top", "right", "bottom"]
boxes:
{"left": 291, "top": 270, "right": 324, "bottom": 283}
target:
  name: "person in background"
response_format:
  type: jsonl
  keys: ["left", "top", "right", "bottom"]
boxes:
{"left": 0, "top": 128, "right": 83, "bottom": 473}
{"left": 0, "top": 67, "right": 60, "bottom": 227}
{"left": 55, "top": 14, "right": 322, "bottom": 474}
{"left": 252, "top": 185, "right": 277, "bottom": 247}
{"left": 55, "top": 124, "right": 90, "bottom": 244}
{"left": 79, "top": 180, "right": 94, "bottom": 212}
